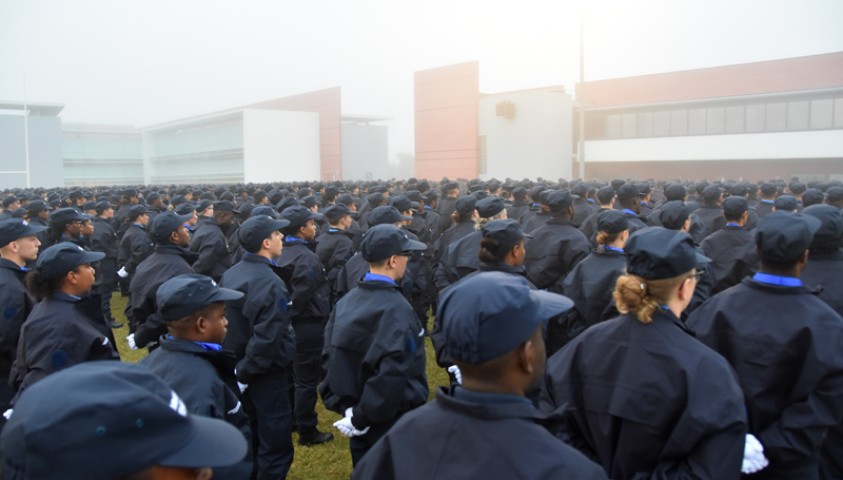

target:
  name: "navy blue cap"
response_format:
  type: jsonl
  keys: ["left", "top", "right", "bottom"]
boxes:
{"left": 659, "top": 201, "right": 691, "bottom": 230}
{"left": 756, "top": 211, "right": 821, "bottom": 263}
{"left": 149, "top": 211, "right": 193, "bottom": 244}
{"left": 275, "top": 196, "right": 300, "bottom": 212}
{"left": 174, "top": 202, "right": 197, "bottom": 216}
{"left": 157, "top": 274, "right": 243, "bottom": 322}
{"left": 212, "top": 200, "right": 236, "bottom": 213}
{"left": 0, "top": 219, "right": 47, "bottom": 247}
{"left": 722, "top": 196, "right": 749, "bottom": 217}
{"left": 238, "top": 215, "right": 290, "bottom": 251}
{"left": 323, "top": 204, "right": 352, "bottom": 224}
{"left": 127, "top": 204, "right": 149, "bottom": 220}
{"left": 49, "top": 208, "right": 89, "bottom": 224}
{"left": 597, "top": 210, "right": 629, "bottom": 234}
{"left": 626, "top": 227, "right": 709, "bottom": 280}
{"left": 455, "top": 195, "right": 477, "bottom": 216}
{"left": 545, "top": 190, "right": 578, "bottom": 212}
{"left": 196, "top": 200, "right": 213, "bottom": 213}
{"left": 481, "top": 219, "right": 530, "bottom": 253}
{"left": 803, "top": 204, "right": 843, "bottom": 239}
{"left": 826, "top": 186, "right": 843, "bottom": 203}
{"left": 26, "top": 200, "right": 52, "bottom": 213}
{"left": 250, "top": 205, "right": 278, "bottom": 218}
{"left": 702, "top": 185, "right": 724, "bottom": 202}
{"left": 279, "top": 205, "right": 321, "bottom": 229}
{"left": 361, "top": 224, "right": 426, "bottom": 262}
{"left": 94, "top": 201, "right": 114, "bottom": 214}
{"left": 336, "top": 193, "right": 356, "bottom": 207}
{"left": 390, "top": 195, "right": 417, "bottom": 213}
{"left": 35, "top": 242, "right": 105, "bottom": 279}
{"left": 437, "top": 272, "right": 573, "bottom": 364}
{"left": 774, "top": 195, "right": 799, "bottom": 212}
{"left": 664, "top": 183, "right": 687, "bottom": 201}
{"left": 0, "top": 362, "right": 247, "bottom": 479}
{"left": 617, "top": 184, "right": 642, "bottom": 202}
{"left": 476, "top": 196, "right": 506, "bottom": 217}
{"left": 368, "top": 206, "right": 411, "bottom": 226}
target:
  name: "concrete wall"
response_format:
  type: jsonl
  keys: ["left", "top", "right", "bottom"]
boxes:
{"left": 243, "top": 109, "right": 320, "bottom": 183}
{"left": 0, "top": 114, "right": 63, "bottom": 188}
{"left": 479, "top": 91, "right": 573, "bottom": 181}
{"left": 341, "top": 123, "right": 388, "bottom": 180}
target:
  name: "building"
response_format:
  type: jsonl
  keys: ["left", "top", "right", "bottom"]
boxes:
{"left": 576, "top": 52, "right": 843, "bottom": 181}
{"left": 0, "top": 101, "right": 64, "bottom": 189}
{"left": 62, "top": 123, "right": 144, "bottom": 187}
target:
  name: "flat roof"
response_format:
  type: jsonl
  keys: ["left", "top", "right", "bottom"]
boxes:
{"left": 0, "top": 101, "right": 64, "bottom": 116}
{"left": 342, "top": 114, "right": 390, "bottom": 124}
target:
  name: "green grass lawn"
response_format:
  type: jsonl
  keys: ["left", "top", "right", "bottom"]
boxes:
{"left": 111, "top": 295, "right": 449, "bottom": 479}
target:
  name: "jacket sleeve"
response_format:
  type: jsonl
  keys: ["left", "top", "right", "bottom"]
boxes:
{"left": 127, "top": 235, "right": 150, "bottom": 274}
{"left": 191, "top": 237, "right": 219, "bottom": 279}
{"left": 235, "top": 282, "right": 293, "bottom": 383}
{"left": 0, "top": 286, "right": 27, "bottom": 354}
{"left": 288, "top": 257, "right": 325, "bottom": 318}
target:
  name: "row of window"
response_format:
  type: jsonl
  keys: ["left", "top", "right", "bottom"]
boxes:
{"left": 586, "top": 97, "right": 843, "bottom": 140}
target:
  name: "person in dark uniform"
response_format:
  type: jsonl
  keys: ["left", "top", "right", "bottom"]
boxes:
{"left": 699, "top": 196, "right": 758, "bottom": 294}
{"left": 90, "top": 201, "right": 122, "bottom": 329}
{"left": 354, "top": 272, "right": 606, "bottom": 480}
{"left": 0, "top": 219, "right": 46, "bottom": 418}
{"left": 277, "top": 205, "right": 334, "bottom": 446}
{"left": 117, "top": 204, "right": 153, "bottom": 291}
{"left": 0, "top": 196, "right": 19, "bottom": 221}
{"left": 432, "top": 196, "right": 477, "bottom": 288}
{"left": 562, "top": 210, "right": 629, "bottom": 327}
{"left": 435, "top": 196, "right": 507, "bottom": 289}
{"left": 571, "top": 183, "right": 596, "bottom": 227}
{"left": 615, "top": 184, "right": 648, "bottom": 234}
{"left": 689, "top": 185, "right": 725, "bottom": 243}
{"left": 802, "top": 188, "right": 825, "bottom": 208}
{"left": 320, "top": 224, "right": 428, "bottom": 466}
{"left": 518, "top": 185, "right": 545, "bottom": 227}
{"left": 315, "top": 204, "right": 355, "bottom": 303}
{"left": 189, "top": 200, "right": 236, "bottom": 282}
{"left": 521, "top": 189, "right": 552, "bottom": 234}
{"left": 1, "top": 361, "right": 248, "bottom": 480}
{"left": 43, "top": 207, "right": 88, "bottom": 249}
{"left": 826, "top": 186, "right": 843, "bottom": 209}
{"left": 406, "top": 190, "right": 434, "bottom": 245}
{"left": 24, "top": 200, "right": 51, "bottom": 245}
{"left": 420, "top": 190, "right": 441, "bottom": 246}
{"left": 645, "top": 183, "right": 686, "bottom": 227}
{"left": 636, "top": 182, "right": 654, "bottom": 217}
{"left": 687, "top": 212, "right": 843, "bottom": 478}
{"left": 140, "top": 274, "right": 252, "bottom": 480}
{"left": 221, "top": 215, "right": 297, "bottom": 479}
{"left": 175, "top": 201, "right": 199, "bottom": 236}
{"left": 523, "top": 190, "right": 590, "bottom": 292}
{"left": 9, "top": 242, "right": 119, "bottom": 405}
{"left": 113, "top": 188, "right": 140, "bottom": 239}
{"left": 542, "top": 227, "right": 747, "bottom": 480}
{"left": 434, "top": 181, "right": 460, "bottom": 238}
{"left": 506, "top": 186, "right": 530, "bottom": 224}
{"left": 755, "top": 182, "right": 778, "bottom": 219}
{"left": 799, "top": 205, "right": 843, "bottom": 480}
{"left": 659, "top": 201, "right": 714, "bottom": 317}
{"left": 580, "top": 186, "right": 617, "bottom": 244}
{"left": 773, "top": 194, "right": 799, "bottom": 213}
{"left": 128, "top": 211, "right": 197, "bottom": 347}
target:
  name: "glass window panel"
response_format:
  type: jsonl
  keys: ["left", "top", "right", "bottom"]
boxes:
{"left": 607, "top": 114, "right": 622, "bottom": 138}
{"left": 787, "top": 101, "right": 809, "bottom": 130}
{"left": 689, "top": 108, "right": 706, "bottom": 135}
{"left": 707, "top": 107, "right": 725, "bottom": 134}
{"left": 637, "top": 112, "right": 653, "bottom": 137}
{"left": 834, "top": 98, "right": 843, "bottom": 128}
{"left": 622, "top": 113, "right": 637, "bottom": 138}
{"left": 670, "top": 110, "right": 687, "bottom": 135}
{"left": 654, "top": 111, "right": 670, "bottom": 136}
{"left": 725, "top": 106, "right": 744, "bottom": 133}
{"left": 766, "top": 103, "right": 786, "bottom": 131}
{"left": 810, "top": 99, "right": 833, "bottom": 129}
{"left": 746, "top": 104, "right": 765, "bottom": 133}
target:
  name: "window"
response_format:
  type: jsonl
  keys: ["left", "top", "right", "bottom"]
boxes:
{"left": 725, "top": 106, "right": 745, "bottom": 133}
{"left": 707, "top": 107, "right": 725, "bottom": 134}
{"left": 654, "top": 111, "right": 670, "bottom": 136}
{"left": 606, "top": 114, "right": 622, "bottom": 138}
{"left": 688, "top": 108, "right": 706, "bottom": 135}
{"left": 746, "top": 104, "right": 765, "bottom": 133}
{"left": 622, "top": 113, "right": 637, "bottom": 138}
{"left": 787, "top": 101, "right": 809, "bottom": 130}
{"left": 766, "top": 103, "right": 786, "bottom": 131}
{"left": 810, "top": 99, "right": 833, "bottom": 129}
{"left": 835, "top": 98, "right": 843, "bottom": 128}
{"left": 637, "top": 112, "right": 654, "bottom": 137}
{"left": 670, "top": 110, "right": 687, "bottom": 135}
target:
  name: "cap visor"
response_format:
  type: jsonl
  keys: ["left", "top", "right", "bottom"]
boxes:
{"left": 209, "top": 287, "right": 245, "bottom": 302}
{"left": 529, "top": 289, "right": 574, "bottom": 321}
{"left": 157, "top": 415, "right": 248, "bottom": 469}
{"left": 307, "top": 212, "right": 324, "bottom": 220}
{"left": 175, "top": 213, "right": 195, "bottom": 223}
{"left": 273, "top": 218, "right": 291, "bottom": 230}
{"left": 695, "top": 251, "right": 711, "bottom": 265}
{"left": 24, "top": 224, "right": 48, "bottom": 235}
{"left": 403, "top": 238, "right": 428, "bottom": 252}
{"left": 81, "top": 251, "right": 106, "bottom": 264}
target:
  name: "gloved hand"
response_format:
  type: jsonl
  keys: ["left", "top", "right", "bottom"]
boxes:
{"left": 237, "top": 382, "right": 248, "bottom": 394}
{"left": 117, "top": 266, "right": 129, "bottom": 279}
{"left": 126, "top": 333, "right": 138, "bottom": 350}
{"left": 741, "top": 434, "right": 769, "bottom": 474}
{"left": 2, "top": 409, "right": 12, "bottom": 420}
{"left": 332, "top": 407, "right": 370, "bottom": 437}
{"left": 447, "top": 365, "right": 462, "bottom": 385}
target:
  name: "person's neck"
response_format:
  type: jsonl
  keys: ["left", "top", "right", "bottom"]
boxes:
{"left": 329, "top": 224, "right": 345, "bottom": 231}
{"left": 460, "top": 378, "right": 525, "bottom": 397}
{"left": 59, "top": 284, "right": 87, "bottom": 297}
{"left": 369, "top": 266, "right": 399, "bottom": 282}
{"left": 0, "top": 252, "right": 25, "bottom": 268}
{"left": 255, "top": 249, "right": 275, "bottom": 260}
{"left": 664, "top": 298, "right": 685, "bottom": 319}
{"left": 759, "top": 265, "right": 800, "bottom": 278}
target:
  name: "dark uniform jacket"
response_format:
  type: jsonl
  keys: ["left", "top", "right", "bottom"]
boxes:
{"left": 353, "top": 386, "right": 608, "bottom": 480}
{"left": 10, "top": 292, "right": 120, "bottom": 403}
{"left": 141, "top": 336, "right": 253, "bottom": 480}
{"left": 524, "top": 218, "right": 590, "bottom": 292}
{"left": 319, "top": 278, "right": 428, "bottom": 431}
{"left": 434, "top": 196, "right": 458, "bottom": 238}
{"left": 561, "top": 248, "right": 626, "bottom": 327}
{"left": 687, "top": 277, "right": 843, "bottom": 478}
{"left": 506, "top": 200, "right": 530, "bottom": 225}
{"left": 0, "top": 259, "right": 34, "bottom": 402}
{"left": 90, "top": 217, "right": 119, "bottom": 261}
{"left": 432, "top": 220, "right": 475, "bottom": 266}
{"left": 621, "top": 209, "right": 648, "bottom": 234}
{"left": 699, "top": 225, "right": 758, "bottom": 294}
{"left": 541, "top": 310, "right": 747, "bottom": 480}
{"left": 572, "top": 199, "right": 596, "bottom": 227}
{"left": 689, "top": 206, "right": 725, "bottom": 243}
{"left": 335, "top": 252, "right": 414, "bottom": 304}
{"left": 522, "top": 210, "right": 550, "bottom": 233}
{"left": 117, "top": 223, "right": 153, "bottom": 275}
{"left": 277, "top": 239, "right": 330, "bottom": 322}
{"left": 580, "top": 207, "right": 613, "bottom": 245}
{"left": 130, "top": 244, "right": 197, "bottom": 347}
{"left": 188, "top": 217, "right": 233, "bottom": 282}
{"left": 315, "top": 228, "right": 355, "bottom": 300}
{"left": 409, "top": 212, "right": 434, "bottom": 245}
{"left": 420, "top": 207, "right": 441, "bottom": 245}
{"left": 29, "top": 217, "right": 48, "bottom": 244}
{"left": 220, "top": 254, "right": 296, "bottom": 383}
{"left": 755, "top": 200, "right": 775, "bottom": 219}
{"left": 434, "top": 230, "right": 481, "bottom": 290}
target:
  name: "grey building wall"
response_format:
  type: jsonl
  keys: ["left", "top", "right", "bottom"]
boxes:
{"left": 0, "top": 114, "right": 63, "bottom": 188}
{"left": 341, "top": 123, "right": 388, "bottom": 180}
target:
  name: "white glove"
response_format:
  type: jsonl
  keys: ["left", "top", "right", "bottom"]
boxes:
{"left": 126, "top": 333, "right": 138, "bottom": 350}
{"left": 117, "top": 266, "right": 129, "bottom": 278}
{"left": 447, "top": 365, "right": 462, "bottom": 385}
{"left": 237, "top": 382, "right": 248, "bottom": 394}
{"left": 332, "top": 407, "right": 370, "bottom": 437}
{"left": 2, "top": 409, "right": 12, "bottom": 420}
{"left": 741, "top": 434, "right": 769, "bottom": 474}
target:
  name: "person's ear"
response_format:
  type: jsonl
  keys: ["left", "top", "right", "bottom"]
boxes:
{"left": 195, "top": 315, "right": 209, "bottom": 334}
{"left": 517, "top": 340, "right": 536, "bottom": 375}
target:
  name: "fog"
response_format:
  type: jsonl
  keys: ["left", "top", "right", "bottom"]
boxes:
{"left": 2, "top": 0, "right": 842, "bottom": 164}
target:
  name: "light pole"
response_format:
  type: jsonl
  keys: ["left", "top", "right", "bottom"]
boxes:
{"left": 577, "top": 11, "right": 586, "bottom": 181}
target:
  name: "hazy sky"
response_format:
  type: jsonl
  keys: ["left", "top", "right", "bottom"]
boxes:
{"left": 2, "top": 0, "right": 842, "bottom": 162}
